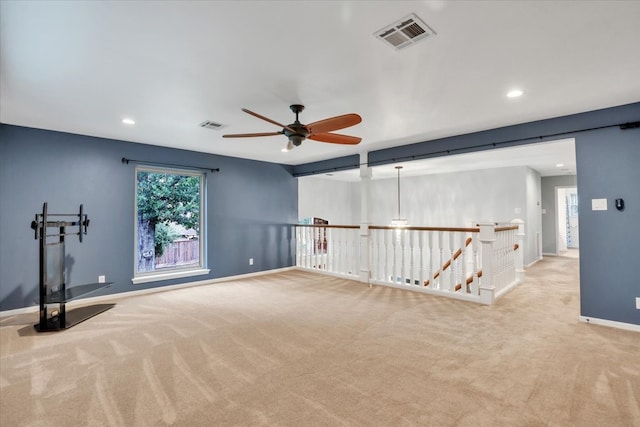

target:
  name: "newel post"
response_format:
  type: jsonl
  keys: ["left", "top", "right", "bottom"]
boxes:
{"left": 511, "top": 218, "right": 525, "bottom": 283}
{"left": 359, "top": 153, "right": 372, "bottom": 285}
{"left": 478, "top": 223, "right": 496, "bottom": 304}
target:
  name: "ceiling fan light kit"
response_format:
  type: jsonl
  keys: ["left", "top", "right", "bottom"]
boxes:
{"left": 223, "top": 104, "right": 362, "bottom": 151}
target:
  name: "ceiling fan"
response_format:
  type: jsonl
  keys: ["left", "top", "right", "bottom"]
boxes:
{"left": 223, "top": 104, "right": 362, "bottom": 151}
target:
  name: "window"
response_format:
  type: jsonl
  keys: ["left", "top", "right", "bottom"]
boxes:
{"left": 133, "top": 166, "right": 208, "bottom": 284}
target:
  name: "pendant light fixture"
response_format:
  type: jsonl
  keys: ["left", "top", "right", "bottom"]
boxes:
{"left": 390, "top": 165, "right": 408, "bottom": 227}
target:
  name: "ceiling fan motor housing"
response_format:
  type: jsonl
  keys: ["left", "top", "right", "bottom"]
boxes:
{"left": 286, "top": 105, "right": 308, "bottom": 146}
{"left": 283, "top": 123, "right": 309, "bottom": 146}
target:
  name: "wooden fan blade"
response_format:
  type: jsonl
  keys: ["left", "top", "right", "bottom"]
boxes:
{"left": 222, "top": 132, "right": 282, "bottom": 138}
{"left": 308, "top": 133, "right": 361, "bottom": 145}
{"left": 306, "top": 113, "right": 362, "bottom": 135}
{"left": 242, "top": 108, "right": 297, "bottom": 134}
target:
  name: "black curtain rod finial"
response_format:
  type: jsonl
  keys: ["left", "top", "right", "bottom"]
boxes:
{"left": 620, "top": 121, "right": 640, "bottom": 130}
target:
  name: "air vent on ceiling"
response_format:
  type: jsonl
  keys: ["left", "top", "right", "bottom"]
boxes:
{"left": 375, "top": 13, "right": 436, "bottom": 51}
{"left": 199, "top": 120, "right": 225, "bottom": 130}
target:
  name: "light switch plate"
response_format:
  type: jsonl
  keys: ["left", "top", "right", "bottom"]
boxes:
{"left": 591, "top": 198, "right": 607, "bottom": 211}
{"left": 636, "top": 297, "right": 640, "bottom": 310}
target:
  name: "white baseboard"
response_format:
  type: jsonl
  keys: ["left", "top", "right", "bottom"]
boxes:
{"left": 578, "top": 316, "right": 640, "bottom": 333}
{"left": 0, "top": 266, "right": 296, "bottom": 318}
{"left": 525, "top": 256, "right": 543, "bottom": 268}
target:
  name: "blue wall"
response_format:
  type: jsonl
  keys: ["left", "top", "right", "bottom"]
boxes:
{"left": 0, "top": 125, "right": 297, "bottom": 311}
{"left": 576, "top": 126, "right": 640, "bottom": 325}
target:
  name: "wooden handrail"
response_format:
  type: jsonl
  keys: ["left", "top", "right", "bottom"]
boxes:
{"left": 295, "top": 224, "right": 360, "bottom": 229}
{"left": 370, "top": 225, "right": 480, "bottom": 232}
{"left": 495, "top": 225, "right": 519, "bottom": 232}
{"left": 296, "top": 224, "right": 485, "bottom": 232}
{"left": 424, "top": 237, "right": 473, "bottom": 287}
{"left": 296, "top": 224, "right": 514, "bottom": 232}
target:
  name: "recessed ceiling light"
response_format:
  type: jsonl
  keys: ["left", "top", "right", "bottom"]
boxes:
{"left": 506, "top": 89, "right": 523, "bottom": 98}
{"left": 556, "top": 163, "right": 564, "bottom": 167}
{"left": 122, "top": 118, "right": 135, "bottom": 125}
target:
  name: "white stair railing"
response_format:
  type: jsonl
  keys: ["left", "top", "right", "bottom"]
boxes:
{"left": 295, "top": 223, "right": 523, "bottom": 304}
{"left": 296, "top": 225, "right": 360, "bottom": 279}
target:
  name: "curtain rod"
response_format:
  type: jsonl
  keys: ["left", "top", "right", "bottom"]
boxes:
{"left": 121, "top": 157, "right": 220, "bottom": 173}
{"left": 294, "top": 121, "right": 638, "bottom": 176}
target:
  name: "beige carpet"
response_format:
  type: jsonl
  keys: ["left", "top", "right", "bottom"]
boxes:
{"left": 1, "top": 257, "right": 638, "bottom": 426}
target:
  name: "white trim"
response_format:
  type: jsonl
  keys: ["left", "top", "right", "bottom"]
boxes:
{"left": 132, "top": 268, "right": 210, "bottom": 284}
{"left": 525, "top": 256, "right": 543, "bottom": 268}
{"left": 0, "top": 267, "right": 295, "bottom": 318}
{"left": 134, "top": 165, "right": 206, "bottom": 285}
{"left": 494, "top": 279, "right": 523, "bottom": 300}
{"left": 578, "top": 316, "right": 640, "bottom": 332}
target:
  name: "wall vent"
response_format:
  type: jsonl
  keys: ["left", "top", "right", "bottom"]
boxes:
{"left": 374, "top": 13, "right": 436, "bottom": 51}
{"left": 199, "top": 120, "right": 225, "bottom": 130}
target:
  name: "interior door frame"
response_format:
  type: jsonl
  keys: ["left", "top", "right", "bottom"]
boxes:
{"left": 555, "top": 185, "right": 579, "bottom": 255}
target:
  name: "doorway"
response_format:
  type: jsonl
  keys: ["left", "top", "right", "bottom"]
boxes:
{"left": 556, "top": 186, "right": 579, "bottom": 257}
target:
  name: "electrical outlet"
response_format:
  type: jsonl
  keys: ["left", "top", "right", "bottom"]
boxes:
{"left": 636, "top": 297, "right": 640, "bottom": 310}
{"left": 98, "top": 275, "right": 106, "bottom": 283}
{"left": 249, "top": 258, "right": 254, "bottom": 266}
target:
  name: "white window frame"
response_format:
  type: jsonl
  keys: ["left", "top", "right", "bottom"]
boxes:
{"left": 132, "top": 166, "right": 209, "bottom": 284}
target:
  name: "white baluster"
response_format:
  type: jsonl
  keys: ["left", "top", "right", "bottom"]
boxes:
{"left": 436, "top": 231, "right": 444, "bottom": 290}
{"left": 295, "top": 227, "right": 300, "bottom": 267}
{"left": 387, "top": 229, "right": 394, "bottom": 283}
{"left": 446, "top": 232, "right": 455, "bottom": 292}
{"left": 337, "top": 227, "right": 343, "bottom": 274}
{"left": 400, "top": 229, "right": 406, "bottom": 285}
{"left": 369, "top": 229, "right": 376, "bottom": 281}
{"left": 302, "top": 227, "right": 308, "bottom": 269}
{"left": 377, "top": 229, "right": 383, "bottom": 281}
{"left": 404, "top": 229, "right": 410, "bottom": 285}
{"left": 314, "top": 227, "right": 320, "bottom": 270}
{"left": 409, "top": 230, "right": 418, "bottom": 286}
{"left": 326, "top": 227, "right": 332, "bottom": 273}
{"left": 349, "top": 228, "right": 354, "bottom": 275}
{"left": 419, "top": 231, "right": 425, "bottom": 287}
{"left": 456, "top": 233, "right": 463, "bottom": 292}
{"left": 392, "top": 229, "right": 399, "bottom": 283}
{"left": 426, "top": 231, "right": 434, "bottom": 287}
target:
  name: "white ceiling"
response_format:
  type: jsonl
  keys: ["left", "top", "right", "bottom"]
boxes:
{"left": 1, "top": 1, "right": 639, "bottom": 169}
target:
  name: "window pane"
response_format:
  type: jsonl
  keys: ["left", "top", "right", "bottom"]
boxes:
{"left": 135, "top": 168, "right": 203, "bottom": 275}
